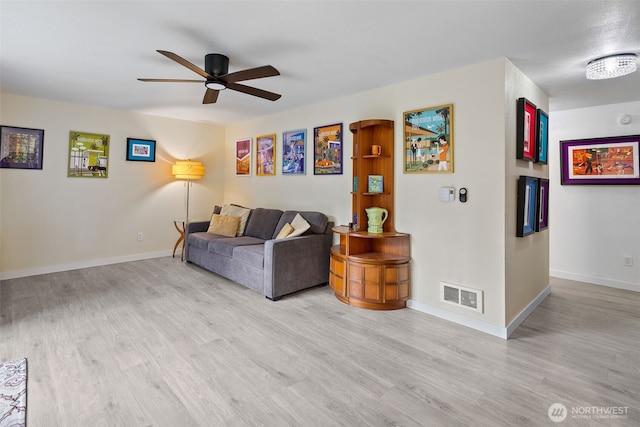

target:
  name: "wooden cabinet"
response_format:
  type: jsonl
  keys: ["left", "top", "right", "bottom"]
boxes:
{"left": 329, "top": 119, "right": 411, "bottom": 310}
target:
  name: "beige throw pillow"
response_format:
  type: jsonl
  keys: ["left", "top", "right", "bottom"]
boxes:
{"left": 220, "top": 204, "right": 251, "bottom": 236}
{"left": 207, "top": 214, "right": 241, "bottom": 237}
{"left": 287, "top": 214, "right": 311, "bottom": 238}
{"left": 275, "top": 223, "right": 294, "bottom": 239}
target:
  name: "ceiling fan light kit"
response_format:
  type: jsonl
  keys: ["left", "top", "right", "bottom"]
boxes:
{"left": 138, "top": 50, "right": 281, "bottom": 104}
{"left": 586, "top": 53, "right": 637, "bottom": 80}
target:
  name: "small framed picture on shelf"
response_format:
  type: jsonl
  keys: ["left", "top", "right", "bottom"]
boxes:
{"left": 368, "top": 175, "right": 383, "bottom": 193}
{"left": 516, "top": 97, "right": 537, "bottom": 161}
{"left": 0, "top": 125, "right": 45, "bottom": 170}
{"left": 126, "top": 138, "right": 156, "bottom": 162}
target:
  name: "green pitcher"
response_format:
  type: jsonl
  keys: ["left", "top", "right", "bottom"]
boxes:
{"left": 365, "top": 207, "right": 388, "bottom": 233}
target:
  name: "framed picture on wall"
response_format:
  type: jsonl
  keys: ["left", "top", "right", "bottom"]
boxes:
{"left": 126, "top": 138, "right": 156, "bottom": 162}
{"left": 235, "top": 138, "right": 252, "bottom": 176}
{"left": 68, "top": 131, "right": 110, "bottom": 178}
{"left": 516, "top": 175, "right": 538, "bottom": 237}
{"left": 516, "top": 97, "right": 537, "bottom": 161}
{"left": 256, "top": 133, "right": 276, "bottom": 176}
{"left": 536, "top": 178, "right": 549, "bottom": 231}
{"left": 560, "top": 134, "right": 640, "bottom": 185}
{"left": 313, "top": 123, "right": 343, "bottom": 175}
{"left": 0, "top": 125, "right": 44, "bottom": 170}
{"left": 535, "top": 109, "right": 549, "bottom": 164}
{"left": 403, "top": 104, "right": 454, "bottom": 173}
{"left": 282, "top": 129, "right": 306, "bottom": 175}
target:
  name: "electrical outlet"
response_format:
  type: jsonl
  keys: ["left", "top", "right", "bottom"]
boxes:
{"left": 624, "top": 256, "right": 633, "bottom": 267}
{"left": 137, "top": 232, "right": 143, "bottom": 241}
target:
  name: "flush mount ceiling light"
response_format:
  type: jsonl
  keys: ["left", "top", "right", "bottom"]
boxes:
{"left": 586, "top": 53, "right": 638, "bottom": 80}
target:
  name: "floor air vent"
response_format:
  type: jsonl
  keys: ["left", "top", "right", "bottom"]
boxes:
{"left": 440, "top": 282, "right": 483, "bottom": 313}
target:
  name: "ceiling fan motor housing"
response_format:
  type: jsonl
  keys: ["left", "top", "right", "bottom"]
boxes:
{"left": 205, "top": 54, "right": 229, "bottom": 77}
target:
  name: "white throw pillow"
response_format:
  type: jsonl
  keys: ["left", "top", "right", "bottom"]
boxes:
{"left": 287, "top": 213, "right": 311, "bottom": 238}
{"left": 220, "top": 204, "right": 251, "bottom": 236}
{"left": 275, "top": 223, "right": 294, "bottom": 239}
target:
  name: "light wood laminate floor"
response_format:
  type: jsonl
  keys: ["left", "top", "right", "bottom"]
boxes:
{"left": 1, "top": 257, "right": 638, "bottom": 426}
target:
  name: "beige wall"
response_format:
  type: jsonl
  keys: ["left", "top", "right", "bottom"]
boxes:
{"left": 0, "top": 94, "right": 225, "bottom": 278}
{"left": 225, "top": 58, "right": 549, "bottom": 330}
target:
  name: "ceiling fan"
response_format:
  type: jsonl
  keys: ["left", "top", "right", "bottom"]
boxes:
{"left": 138, "top": 50, "right": 281, "bottom": 104}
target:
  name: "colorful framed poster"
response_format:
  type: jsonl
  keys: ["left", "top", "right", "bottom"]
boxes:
{"left": 403, "top": 104, "right": 454, "bottom": 173}
{"left": 256, "top": 133, "right": 276, "bottom": 176}
{"left": 313, "top": 123, "right": 343, "bottom": 175}
{"left": 68, "top": 131, "right": 110, "bottom": 178}
{"left": 282, "top": 129, "right": 306, "bottom": 175}
{"left": 516, "top": 175, "right": 538, "bottom": 237}
{"left": 560, "top": 135, "right": 640, "bottom": 185}
{"left": 126, "top": 138, "right": 156, "bottom": 162}
{"left": 536, "top": 178, "right": 549, "bottom": 231}
{"left": 0, "top": 125, "right": 44, "bottom": 169}
{"left": 516, "top": 97, "right": 537, "bottom": 161}
{"left": 535, "top": 109, "right": 549, "bottom": 164}
{"left": 235, "top": 138, "right": 252, "bottom": 176}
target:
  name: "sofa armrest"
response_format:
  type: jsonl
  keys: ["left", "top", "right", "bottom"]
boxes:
{"left": 186, "top": 221, "right": 209, "bottom": 235}
{"left": 263, "top": 233, "right": 332, "bottom": 299}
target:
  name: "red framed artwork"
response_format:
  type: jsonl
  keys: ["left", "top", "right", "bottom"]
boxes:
{"left": 516, "top": 97, "right": 537, "bottom": 161}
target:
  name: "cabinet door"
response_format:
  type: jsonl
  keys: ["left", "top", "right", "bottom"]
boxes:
{"left": 348, "top": 263, "right": 382, "bottom": 302}
{"left": 329, "top": 256, "right": 347, "bottom": 297}
{"left": 383, "top": 263, "right": 411, "bottom": 302}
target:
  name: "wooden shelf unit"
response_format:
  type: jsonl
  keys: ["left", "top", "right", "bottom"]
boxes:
{"left": 329, "top": 120, "right": 411, "bottom": 310}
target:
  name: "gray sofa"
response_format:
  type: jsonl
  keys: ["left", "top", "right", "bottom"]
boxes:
{"left": 185, "top": 207, "right": 333, "bottom": 300}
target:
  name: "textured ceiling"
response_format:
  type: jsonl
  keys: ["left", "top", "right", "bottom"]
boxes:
{"left": 2, "top": 0, "right": 639, "bottom": 125}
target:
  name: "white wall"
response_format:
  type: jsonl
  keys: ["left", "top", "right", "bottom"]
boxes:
{"left": 0, "top": 93, "right": 225, "bottom": 279}
{"left": 550, "top": 101, "right": 640, "bottom": 292}
{"left": 224, "top": 58, "right": 549, "bottom": 332}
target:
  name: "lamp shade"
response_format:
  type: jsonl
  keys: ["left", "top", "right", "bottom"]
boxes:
{"left": 172, "top": 160, "right": 205, "bottom": 180}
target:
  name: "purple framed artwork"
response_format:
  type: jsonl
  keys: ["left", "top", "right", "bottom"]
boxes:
{"left": 536, "top": 178, "right": 549, "bottom": 231}
{"left": 0, "top": 125, "right": 44, "bottom": 169}
{"left": 282, "top": 129, "right": 306, "bottom": 175}
{"left": 516, "top": 97, "right": 537, "bottom": 161}
{"left": 313, "top": 123, "right": 343, "bottom": 175}
{"left": 560, "top": 134, "right": 640, "bottom": 185}
{"left": 516, "top": 175, "right": 538, "bottom": 237}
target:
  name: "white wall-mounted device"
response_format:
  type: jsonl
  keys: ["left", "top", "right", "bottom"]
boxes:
{"left": 439, "top": 186, "right": 455, "bottom": 202}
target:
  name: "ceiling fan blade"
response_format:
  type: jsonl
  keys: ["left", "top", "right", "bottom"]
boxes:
{"left": 226, "top": 82, "right": 281, "bottom": 101}
{"left": 223, "top": 65, "right": 280, "bottom": 84}
{"left": 138, "top": 78, "right": 204, "bottom": 83}
{"left": 203, "top": 88, "right": 219, "bottom": 104}
{"left": 157, "top": 50, "right": 213, "bottom": 79}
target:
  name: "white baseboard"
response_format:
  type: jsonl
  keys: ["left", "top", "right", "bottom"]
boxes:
{"left": 550, "top": 269, "right": 640, "bottom": 293}
{"left": 0, "top": 250, "right": 172, "bottom": 281}
{"left": 407, "top": 284, "right": 551, "bottom": 340}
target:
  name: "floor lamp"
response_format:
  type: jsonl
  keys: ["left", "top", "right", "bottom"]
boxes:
{"left": 172, "top": 159, "right": 206, "bottom": 226}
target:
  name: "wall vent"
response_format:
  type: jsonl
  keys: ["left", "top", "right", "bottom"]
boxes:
{"left": 440, "top": 281, "right": 483, "bottom": 313}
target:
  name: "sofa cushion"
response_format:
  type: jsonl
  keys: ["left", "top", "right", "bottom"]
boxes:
{"left": 207, "top": 214, "right": 241, "bottom": 237}
{"left": 287, "top": 213, "right": 311, "bottom": 238}
{"left": 275, "top": 223, "right": 294, "bottom": 239}
{"left": 188, "top": 232, "right": 231, "bottom": 251}
{"left": 208, "top": 236, "right": 265, "bottom": 258}
{"left": 273, "top": 211, "right": 328, "bottom": 238}
{"left": 220, "top": 204, "right": 251, "bottom": 236}
{"left": 232, "top": 245, "right": 265, "bottom": 269}
{"left": 243, "top": 208, "right": 283, "bottom": 240}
